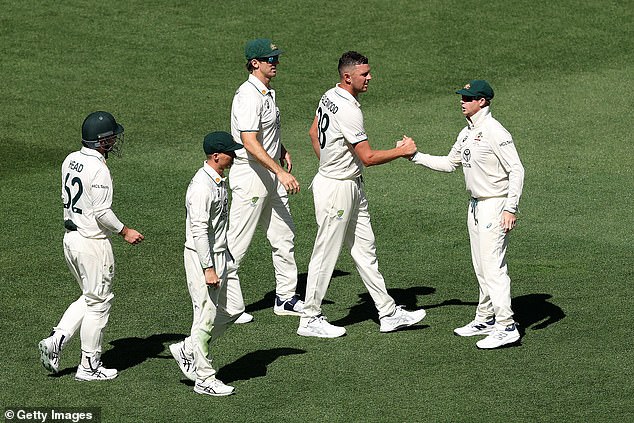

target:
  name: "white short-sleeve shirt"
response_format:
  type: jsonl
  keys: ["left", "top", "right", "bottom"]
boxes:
{"left": 231, "top": 74, "right": 281, "bottom": 162}
{"left": 314, "top": 84, "right": 367, "bottom": 180}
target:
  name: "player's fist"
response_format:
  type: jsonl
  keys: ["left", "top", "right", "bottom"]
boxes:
{"left": 204, "top": 267, "right": 220, "bottom": 288}
{"left": 120, "top": 226, "right": 144, "bottom": 245}
{"left": 398, "top": 135, "right": 417, "bottom": 157}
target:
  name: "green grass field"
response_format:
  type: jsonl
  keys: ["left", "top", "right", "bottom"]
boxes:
{"left": 1, "top": 0, "right": 633, "bottom": 421}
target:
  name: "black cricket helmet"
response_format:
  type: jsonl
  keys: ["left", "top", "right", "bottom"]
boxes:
{"left": 81, "top": 111, "right": 124, "bottom": 157}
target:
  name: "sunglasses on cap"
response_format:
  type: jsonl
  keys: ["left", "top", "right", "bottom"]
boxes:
{"left": 257, "top": 56, "right": 279, "bottom": 64}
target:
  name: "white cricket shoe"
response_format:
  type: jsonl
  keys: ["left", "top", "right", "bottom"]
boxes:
{"left": 379, "top": 306, "right": 426, "bottom": 333}
{"left": 74, "top": 363, "right": 118, "bottom": 381}
{"left": 235, "top": 312, "right": 254, "bottom": 324}
{"left": 194, "top": 377, "right": 235, "bottom": 396}
{"left": 454, "top": 318, "right": 496, "bottom": 337}
{"left": 38, "top": 335, "right": 62, "bottom": 373}
{"left": 274, "top": 295, "right": 305, "bottom": 316}
{"left": 169, "top": 341, "right": 196, "bottom": 381}
{"left": 476, "top": 323, "right": 521, "bottom": 349}
{"left": 297, "top": 315, "right": 346, "bottom": 338}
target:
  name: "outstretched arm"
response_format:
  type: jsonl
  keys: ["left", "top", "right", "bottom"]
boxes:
{"left": 402, "top": 136, "right": 461, "bottom": 173}
{"left": 353, "top": 136, "right": 417, "bottom": 167}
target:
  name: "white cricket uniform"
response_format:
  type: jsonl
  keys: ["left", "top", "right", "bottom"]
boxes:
{"left": 411, "top": 106, "right": 524, "bottom": 325}
{"left": 54, "top": 147, "right": 124, "bottom": 356}
{"left": 303, "top": 84, "right": 397, "bottom": 318}
{"left": 226, "top": 74, "right": 298, "bottom": 300}
{"left": 181, "top": 162, "right": 242, "bottom": 381}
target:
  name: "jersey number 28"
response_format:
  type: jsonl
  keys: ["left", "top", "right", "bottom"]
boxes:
{"left": 316, "top": 107, "right": 330, "bottom": 149}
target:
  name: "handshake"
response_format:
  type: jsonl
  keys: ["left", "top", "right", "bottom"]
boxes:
{"left": 396, "top": 135, "right": 417, "bottom": 159}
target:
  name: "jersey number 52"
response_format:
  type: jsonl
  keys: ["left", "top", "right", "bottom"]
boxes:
{"left": 63, "top": 173, "right": 83, "bottom": 214}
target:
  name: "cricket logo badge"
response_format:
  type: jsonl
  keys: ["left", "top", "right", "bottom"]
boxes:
{"left": 250, "top": 197, "right": 259, "bottom": 207}
{"left": 336, "top": 209, "right": 345, "bottom": 220}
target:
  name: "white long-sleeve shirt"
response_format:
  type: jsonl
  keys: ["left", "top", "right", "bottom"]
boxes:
{"left": 61, "top": 147, "right": 124, "bottom": 238}
{"left": 184, "top": 162, "right": 229, "bottom": 269}
{"left": 411, "top": 106, "right": 524, "bottom": 213}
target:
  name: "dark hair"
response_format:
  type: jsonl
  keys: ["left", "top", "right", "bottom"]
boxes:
{"left": 246, "top": 59, "right": 256, "bottom": 73}
{"left": 338, "top": 51, "right": 368, "bottom": 77}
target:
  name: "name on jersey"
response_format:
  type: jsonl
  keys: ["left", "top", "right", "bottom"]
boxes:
{"left": 68, "top": 160, "right": 84, "bottom": 172}
{"left": 320, "top": 95, "right": 339, "bottom": 114}
{"left": 499, "top": 140, "right": 514, "bottom": 147}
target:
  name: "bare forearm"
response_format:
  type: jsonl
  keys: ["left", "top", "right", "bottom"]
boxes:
{"left": 309, "top": 117, "right": 320, "bottom": 158}
{"left": 361, "top": 147, "right": 406, "bottom": 167}
{"left": 241, "top": 133, "right": 284, "bottom": 175}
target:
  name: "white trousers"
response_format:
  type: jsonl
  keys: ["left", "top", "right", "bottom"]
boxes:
{"left": 467, "top": 197, "right": 515, "bottom": 326}
{"left": 226, "top": 161, "right": 298, "bottom": 300}
{"left": 303, "top": 173, "right": 396, "bottom": 318}
{"left": 183, "top": 248, "right": 241, "bottom": 381}
{"left": 54, "top": 231, "right": 115, "bottom": 355}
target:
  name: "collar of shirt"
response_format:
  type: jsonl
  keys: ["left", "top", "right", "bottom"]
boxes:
{"left": 466, "top": 106, "right": 490, "bottom": 129}
{"left": 334, "top": 83, "right": 361, "bottom": 108}
{"left": 80, "top": 146, "right": 106, "bottom": 163}
{"left": 202, "top": 161, "right": 225, "bottom": 186}
{"left": 248, "top": 74, "right": 273, "bottom": 96}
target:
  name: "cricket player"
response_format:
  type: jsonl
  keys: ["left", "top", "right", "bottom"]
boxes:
{"left": 38, "top": 111, "right": 144, "bottom": 380}
{"left": 406, "top": 79, "right": 525, "bottom": 349}
{"left": 169, "top": 131, "right": 243, "bottom": 396}
{"left": 297, "top": 51, "right": 427, "bottom": 338}
{"left": 226, "top": 38, "right": 303, "bottom": 323}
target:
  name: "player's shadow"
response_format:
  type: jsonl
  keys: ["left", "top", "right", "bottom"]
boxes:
{"left": 100, "top": 333, "right": 185, "bottom": 371}
{"left": 416, "top": 293, "right": 564, "bottom": 337}
{"left": 423, "top": 298, "right": 478, "bottom": 309}
{"left": 512, "top": 293, "right": 565, "bottom": 335}
{"left": 48, "top": 332, "right": 184, "bottom": 377}
{"left": 331, "top": 286, "right": 435, "bottom": 328}
{"left": 215, "top": 347, "right": 306, "bottom": 384}
{"left": 244, "top": 269, "right": 350, "bottom": 313}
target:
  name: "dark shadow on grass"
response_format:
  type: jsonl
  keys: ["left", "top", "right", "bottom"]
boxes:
{"left": 512, "top": 293, "right": 565, "bottom": 336}
{"left": 331, "top": 286, "right": 435, "bottom": 327}
{"left": 100, "top": 333, "right": 185, "bottom": 371}
{"left": 244, "top": 269, "right": 349, "bottom": 313}
{"left": 215, "top": 348, "right": 306, "bottom": 383}
{"left": 48, "top": 367, "right": 76, "bottom": 378}
{"left": 424, "top": 298, "right": 478, "bottom": 309}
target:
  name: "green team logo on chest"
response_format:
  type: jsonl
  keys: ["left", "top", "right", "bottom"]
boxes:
{"left": 336, "top": 209, "right": 345, "bottom": 220}
{"left": 250, "top": 197, "right": 259, "bottom": 207}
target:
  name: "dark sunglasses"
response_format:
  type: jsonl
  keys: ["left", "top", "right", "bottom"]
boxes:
{"left": 257, "top": 56, "right": 279, "bottom": 64}
{"left": 461, "top": 95, "right": 481, "bottom": 102}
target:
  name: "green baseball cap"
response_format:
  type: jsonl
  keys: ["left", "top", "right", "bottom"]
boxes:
{"left": 456, "top": 79, "right": 494, "bottom": 100}
{"left": 245, "top": 38, "right": 283, "bottom": 60}
{"left": 203, "top": 131, "right": 243, "bottom": 155}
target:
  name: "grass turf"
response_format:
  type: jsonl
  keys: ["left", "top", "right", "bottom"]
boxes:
{"left": 1, "top": 0, "right": 633, "bottom": 421}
